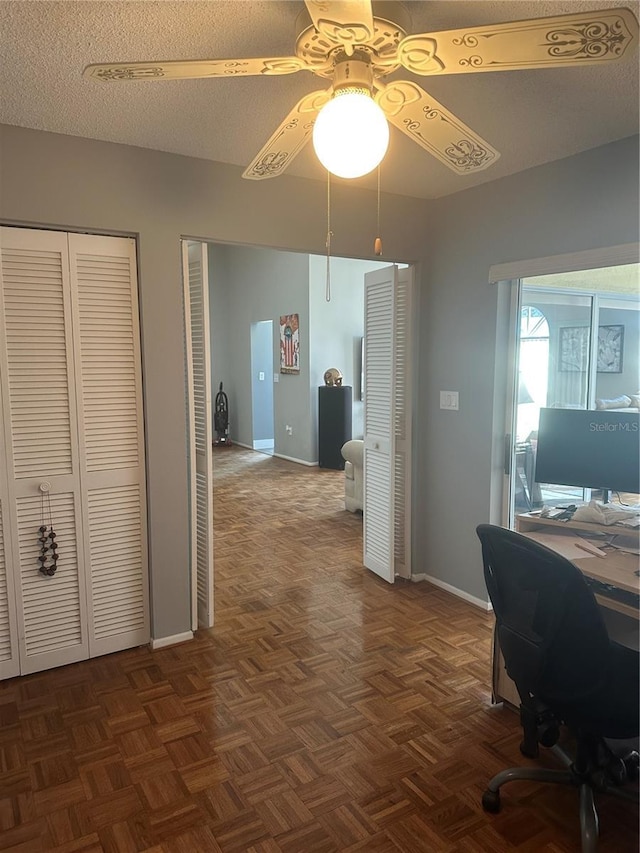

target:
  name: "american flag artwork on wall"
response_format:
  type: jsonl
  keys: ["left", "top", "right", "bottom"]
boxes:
{"left": 279, "top": 313, "right": 300, "bottom": 374}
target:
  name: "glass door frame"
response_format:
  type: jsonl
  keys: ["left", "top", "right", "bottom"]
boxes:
{"left": 502, "top": 282, "right": 633, "bottom": 529}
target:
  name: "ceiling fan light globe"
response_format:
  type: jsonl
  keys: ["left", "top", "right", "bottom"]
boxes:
{"left": 312, "top": 91, "right": 389, "bottom": 179}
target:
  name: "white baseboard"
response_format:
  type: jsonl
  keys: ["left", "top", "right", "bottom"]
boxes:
{"left": 228, "top": 443, "right": 317, "bottom": 467}
{"left": 411, "top": 573, "right": 492, "bottom": 611}
{"left": 253, "top": 439, "right": 274, "bottom": 450}
{"left": 150, "top": 631, "right": 194, "bottom": 650}
{"left": 274, "top": 452, "right": 318, "bottom": 467}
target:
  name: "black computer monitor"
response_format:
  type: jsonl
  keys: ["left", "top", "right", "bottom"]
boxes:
{"left": 535, "top": 407, "right": 640, "bottom": 496}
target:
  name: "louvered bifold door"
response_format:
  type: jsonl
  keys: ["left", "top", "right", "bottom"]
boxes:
{"left": 392, "top": 267, "right": 414, "bottom": 580}
{"left": 182, "top": 241, "right": 213, "bottom": 629}
{"left": 68, "top": 234, "right": 149, "bottom": 657}
{"left": 363, "top": 267, "right": 397, "bottom": 583}
{"left": 0, "top": 227, "right": 89, "bottom": 674}
{"left": 0, "top": 378, "right": 20, "bottom": 679}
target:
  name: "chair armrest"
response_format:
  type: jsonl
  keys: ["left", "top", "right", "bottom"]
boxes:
{"left": 341, "top": 440, "right": 364, "bottom": 466}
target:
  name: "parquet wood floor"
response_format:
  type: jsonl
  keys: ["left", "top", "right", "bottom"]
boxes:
{"left": 1, "top": 446, "right": 637, "bottom": 852}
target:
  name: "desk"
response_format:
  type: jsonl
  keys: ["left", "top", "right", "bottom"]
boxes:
{"left": 492, "top": 513, "right": 640, "bottom": 707}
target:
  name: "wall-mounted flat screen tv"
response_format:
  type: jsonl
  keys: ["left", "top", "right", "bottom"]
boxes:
{"left": 535, "top": 407, "right": 640, "bottom": 496}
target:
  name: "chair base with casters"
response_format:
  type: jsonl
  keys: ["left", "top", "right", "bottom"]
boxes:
{"left": 481, "top": 722, "right": 639, "bottom": 853}
{"left": 475, "top": 524, "right": 639, "bottom": 853}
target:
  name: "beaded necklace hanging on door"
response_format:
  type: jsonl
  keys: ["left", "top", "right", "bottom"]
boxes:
{"left": 38, "top": 487, "right": 59, "bottom": 576}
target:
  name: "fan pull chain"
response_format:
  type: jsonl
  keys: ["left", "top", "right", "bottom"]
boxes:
{"left": 374, "top": 164, "right": 383, "bottom": 257}
{"left": 38, "top": 483, "right": 59, "bottom": 577}
{"left": 325, "top": 169, "right": 333, "bottom": 302}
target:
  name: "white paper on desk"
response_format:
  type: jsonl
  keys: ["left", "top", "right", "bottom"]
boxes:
{"left": 520, "top": 530, "right": 596, "bottom": 561}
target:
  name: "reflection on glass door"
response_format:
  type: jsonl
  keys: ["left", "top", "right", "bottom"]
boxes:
{"left": 508, "top": 265, "right": 640, "bottom": 528}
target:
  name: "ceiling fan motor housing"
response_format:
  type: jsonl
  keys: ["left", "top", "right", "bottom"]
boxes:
{"left": 332, "top": 50, "right": 374, "bottom": 96}
{"left": 294, "top": 5, "right": 409, "bottom": 79}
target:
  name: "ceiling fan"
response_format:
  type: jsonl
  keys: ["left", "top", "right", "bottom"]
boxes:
{"left": 84, "top": 1, "right": 638, "bottom": 181}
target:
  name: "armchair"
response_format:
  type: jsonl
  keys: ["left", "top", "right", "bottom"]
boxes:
{"left": 341, "top": 439, "right": 363, "bottom": 512}
{"left": 476, "top": 524, "right": 638, "bottom": 852}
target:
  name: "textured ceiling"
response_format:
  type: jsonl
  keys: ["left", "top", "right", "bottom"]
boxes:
{"left": 0, "top": 1, "right": 638, "bottom": 199}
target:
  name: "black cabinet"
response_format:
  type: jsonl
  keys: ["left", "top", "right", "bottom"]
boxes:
{"left": 318, "top": 386, "right": 352, "bottom": 469}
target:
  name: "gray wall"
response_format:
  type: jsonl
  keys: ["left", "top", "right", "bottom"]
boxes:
{"left": 419, "top": 135, "right": 639, "bottom": 603}
{"left": 209, "top": 244, "right": 312, "bottom": 460}
{"left": 0, "top": 122, "right": 637, "bottom": 634}
{"left": 207, "top": 245, "right": 231, "bottom": 429}
{"left": 0, "top": 124, "right": 429, "bottom": 640}
{"left": 208, "top": 247, "right": 385, "bottom": 459}
{"left": 309, "top": 254, "right": 389, "bottom": 442}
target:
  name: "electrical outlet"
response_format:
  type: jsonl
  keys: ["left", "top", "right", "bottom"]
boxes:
{"left": 440, "top": 391, "right": 459, "bottom": 411}
{"left": 258, "top": 371, "right": 265, "bottom": 381}
{"left": 285, "top": 425, "right": 293, "bottom": 435}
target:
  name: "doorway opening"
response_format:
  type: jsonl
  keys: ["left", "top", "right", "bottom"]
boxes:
{"left": 184, "top": 240, "right": 414, "bottom": 628}
{"left": 250, "top": 320, "right": 275, "bottom": 455}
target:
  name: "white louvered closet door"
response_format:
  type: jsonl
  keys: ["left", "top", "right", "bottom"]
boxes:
{"left": 0, "top": 227, "right": 89, "bottom": 674}
{"left": 363, "top": 265, "right": 414, "bottom": 583}
{"left": 363, "top": 267, "right": 396, "bottom": 582}
{"left": 392, "top": 266, "right": 413, "bottom": 580}
{"left": 183, "top": 241, "right": 213, "bottom": 629}
{"left": 68, "top": 233, "right": 149, "bottom": 657}
{"left": 0, "top": 227, "right": 148, "bottom": 677}
{"left": 0, "top": 377, "right": 20, "bottom": 679}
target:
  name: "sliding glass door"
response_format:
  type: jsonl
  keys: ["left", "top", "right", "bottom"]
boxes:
{"left": 507, "top": 265, "right": 639, "bottom": 528}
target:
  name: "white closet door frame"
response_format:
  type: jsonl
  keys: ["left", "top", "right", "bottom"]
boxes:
{"left": 182, "top": 241, "right": 214, "bottom": 630}
{"left": 68, "top": 233, "right": 149, "bottom": 657}
{"left": 363, "top": 264, "right": 414, "bottom": 583}
{"left": 0, "top": 227, "right": 89, "bottom": 674}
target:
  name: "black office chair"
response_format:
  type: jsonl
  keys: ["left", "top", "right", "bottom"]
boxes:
{"left": 476, "top": 524, "right": 639, "bottom": 853}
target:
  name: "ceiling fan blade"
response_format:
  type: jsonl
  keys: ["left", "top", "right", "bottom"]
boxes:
{"left": 397, "top": 7, "right": 638, "bottom": 76}
{"left": 304, "top": 0, "right": 374, "bottom": 51}
{"left": 376, "top": 80, "right": 499, "bottom": 175}
{"left": 243, "top": 89, "right": 332, "bottom": 180}
{"left": 83, "top": 56, "right": 307, "bottom": 82}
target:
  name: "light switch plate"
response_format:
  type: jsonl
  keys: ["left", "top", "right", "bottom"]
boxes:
{"left": 440, "top": 391, "right": 459, "bottom": 411}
